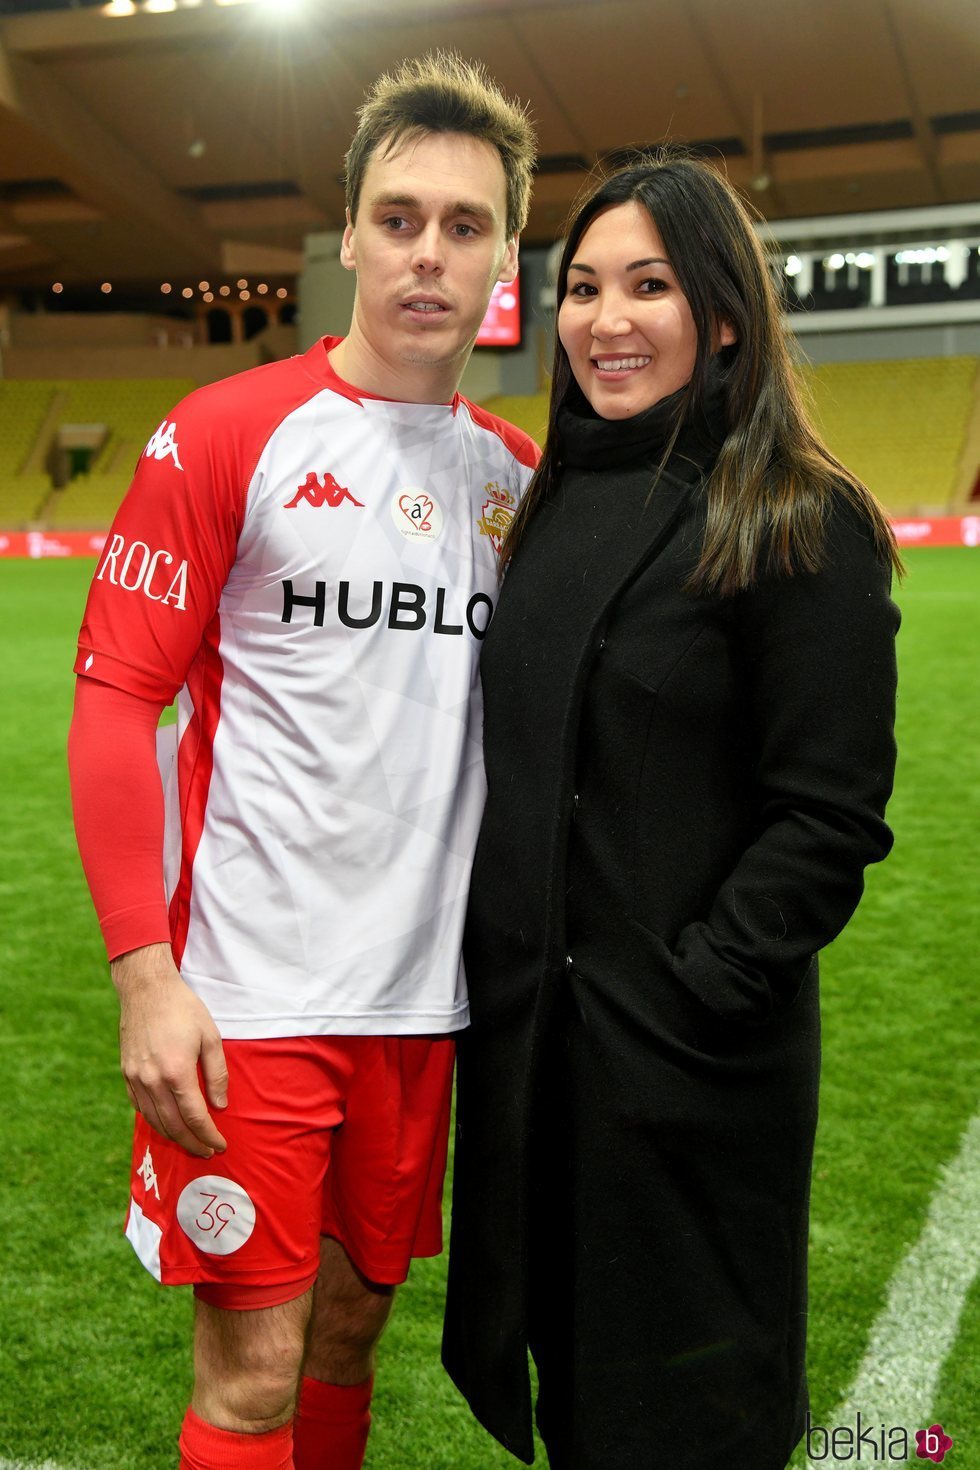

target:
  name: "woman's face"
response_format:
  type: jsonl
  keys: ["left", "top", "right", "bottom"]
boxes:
{"left": 558, "top": 200, "right": 730, "bottom": 420}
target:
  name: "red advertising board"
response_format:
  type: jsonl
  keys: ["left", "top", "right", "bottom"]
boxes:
{"left": 0, "top": 531, "right": 108, "bottom": 558}
{"left": 890, "top": 516, "right": 980, "bottom": 548}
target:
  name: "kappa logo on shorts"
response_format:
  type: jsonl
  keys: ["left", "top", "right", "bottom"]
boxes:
{"left": 137, "top": 1145, "right": 160, "bottom": 1200}
{"left": 176, "top": 1175, "right": 257, "bottom": 1256}
{"left": 285, "top": 471, "right": 364, "bottom": 510}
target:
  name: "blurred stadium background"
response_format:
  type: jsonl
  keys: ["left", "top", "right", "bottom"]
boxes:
{"left": 0, "top": 1, "right": 978, "bottom": 1467}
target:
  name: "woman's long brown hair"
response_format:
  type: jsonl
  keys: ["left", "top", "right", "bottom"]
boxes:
{"left": 500, "top": 149, "right": 902, "bottom": 594}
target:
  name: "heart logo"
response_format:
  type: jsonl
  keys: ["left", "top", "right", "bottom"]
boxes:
{"left": 399, "top": 493, "right": 434, "bottom": 532}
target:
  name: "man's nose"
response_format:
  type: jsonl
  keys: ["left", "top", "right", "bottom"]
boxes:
{"left": 412, "top": 223, "right": 445, "bottom": 275}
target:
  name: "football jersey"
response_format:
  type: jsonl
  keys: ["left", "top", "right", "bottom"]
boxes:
{"left": 75, "top": 336, "right": 538, "bottom": 1038}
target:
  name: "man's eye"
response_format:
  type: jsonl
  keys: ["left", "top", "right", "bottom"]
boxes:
{"left": 384, "top": 216, "right": 408, "bottom": 231}
{"left": 453, "top": 223, "right": 477, "bottom": 237}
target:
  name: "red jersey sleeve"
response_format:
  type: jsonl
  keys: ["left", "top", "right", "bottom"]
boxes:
{"left": 73, "top": 386, "right": 249, "bottom": 703}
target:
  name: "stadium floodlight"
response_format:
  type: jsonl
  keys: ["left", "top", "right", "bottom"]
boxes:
{"left": 827, "top": 253, "right": 846, "bottom": 271}
{"left": 784, "top": 255, "right": 803, "bottom": 277}
{"left": 102, "top": 0, "right": 136, "bottom": 13}
{"left": 895, "top": 247, "right": 949, "bottom": 266}
{"left": 856, "top": 252, "right": 876, "bottom": 269}
{"left": 143, "top": 0, "right": 177, "bottom": 10}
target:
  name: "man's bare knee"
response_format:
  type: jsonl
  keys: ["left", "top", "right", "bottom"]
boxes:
{"left": 193, "top": 1291, "right": 312, "bottom": 1431}
{"left": 304, "top": 1237, "right": 395, "bottom": 1383}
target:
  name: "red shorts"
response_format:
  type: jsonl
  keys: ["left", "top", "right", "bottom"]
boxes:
{"left": 124, "top": 1035, "right": 454, "bottom": 1305}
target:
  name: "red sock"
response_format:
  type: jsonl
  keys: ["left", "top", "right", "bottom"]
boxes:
{"left": 292, "top": 1375, "right": 373, "bottom": 1470}
{"left": 179, "top": 1406, "right": 294, "bottom": 1470}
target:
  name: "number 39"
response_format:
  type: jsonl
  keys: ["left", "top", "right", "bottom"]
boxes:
{"left": 195, "top": 1191, "right": 236, "bottom": 1238}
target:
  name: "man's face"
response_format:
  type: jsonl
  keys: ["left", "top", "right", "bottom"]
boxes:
{"left": 341, "top": 131, "right": 518, "bottom": 394}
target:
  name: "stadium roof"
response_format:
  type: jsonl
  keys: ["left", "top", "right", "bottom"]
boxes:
{"left": 0, "top": 0, "right": 978, "bottom": 288}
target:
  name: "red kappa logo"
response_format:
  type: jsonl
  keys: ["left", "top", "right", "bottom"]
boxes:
{"left": 284, "top": 471, "right": 364, "bottom": 510}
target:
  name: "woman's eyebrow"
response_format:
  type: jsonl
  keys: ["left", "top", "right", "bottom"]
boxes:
{"left": 567, "top": 256, "right": 671, "bottom": 274}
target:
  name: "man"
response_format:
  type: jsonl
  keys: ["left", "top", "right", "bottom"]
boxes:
{"left": 68, "top": 52, "right": 537, "bottom": 1470}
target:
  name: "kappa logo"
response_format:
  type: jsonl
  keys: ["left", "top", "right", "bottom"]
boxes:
{"left": 137, "top": 1146, "right": 160, "bottom": 1200}
{"left": 144, "top": 420, "right": 183, "bottom": 470}
{"left": 285, "top": 471, "right": 364, "bottom": 510}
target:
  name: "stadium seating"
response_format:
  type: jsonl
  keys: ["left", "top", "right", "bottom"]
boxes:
{"left": 0, "top": 377, "right": 194, "bottom": 529}
{"left": 0, "top": 381, "right": 58, "bottom": 523}
{"left": 801, "top": 357, "right": 979, "bottom": 512}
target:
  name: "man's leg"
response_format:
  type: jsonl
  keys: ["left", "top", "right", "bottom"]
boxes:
{"left": 291, "top": 1035, "right": 454, "bottom": 1469}
{"left": 179, "top": 1290, "right": 313, "bottom": 1469}
{"left": 293, "top": 1235, "right": 395, "bottom": 1470}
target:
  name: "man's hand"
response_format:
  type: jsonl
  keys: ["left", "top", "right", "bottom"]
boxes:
{"left": 111, "top": 942, "right": 229, "bottom": 1158}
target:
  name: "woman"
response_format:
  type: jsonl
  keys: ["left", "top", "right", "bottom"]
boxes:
{"left": 442, "top": 151, "right": 901, "bottom": 1470}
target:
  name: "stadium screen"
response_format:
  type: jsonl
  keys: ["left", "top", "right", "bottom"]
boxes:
{"left": 476, "top": 273, "right": 522, "bottom": 347}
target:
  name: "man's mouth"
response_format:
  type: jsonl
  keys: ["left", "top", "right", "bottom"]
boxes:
{"left": 403, "top": 299, "right": 450, "bottom": 314}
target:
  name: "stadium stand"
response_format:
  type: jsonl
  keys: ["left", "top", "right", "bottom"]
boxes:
{"left": 0, "top": 380, "right": 58, "bottom": 523}
{"left": 802, "top": 356, "right": 979, "bottom": 513}
{"left": 0, "top": 378, "right": 194, "bottom": 529}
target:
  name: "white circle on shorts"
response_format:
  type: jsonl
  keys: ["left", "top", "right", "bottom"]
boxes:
{"left": 391, "top": 487, "right": 443, "bottom": 541}
{"left": 176, "top": 1175, "right": 257, "bottom": 1256}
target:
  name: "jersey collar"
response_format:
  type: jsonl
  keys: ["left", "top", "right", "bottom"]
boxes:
{"left": 301, "top": 335, "right": 462, "bottom": 413}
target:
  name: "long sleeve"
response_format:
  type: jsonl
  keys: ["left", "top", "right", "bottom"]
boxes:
{"left": 671, "top": 498, "right": 900, "bottom": 1023}
{"left": 67, "top": 676, "right": 172, "bottom": 961}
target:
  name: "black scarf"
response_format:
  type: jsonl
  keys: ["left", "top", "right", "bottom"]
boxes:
{"left": 556, "top": 351, "right": 732, "bottom": 477}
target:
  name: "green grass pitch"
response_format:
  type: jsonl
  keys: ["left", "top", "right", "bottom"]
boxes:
{"left": 0, "top": 551, "right": 977, "bottom": 1468}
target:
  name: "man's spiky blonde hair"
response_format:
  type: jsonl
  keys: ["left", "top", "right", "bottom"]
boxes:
{"left": 345, "top": 51, "right": 536, "bottom": 239}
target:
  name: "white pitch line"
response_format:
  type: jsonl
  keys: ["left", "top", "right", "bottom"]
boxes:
{"left": 0, "top": 1461, "right": 79, "bottom": 1469}
{"left": 807, "top": 1109, "right": 980, "bottom": 1468}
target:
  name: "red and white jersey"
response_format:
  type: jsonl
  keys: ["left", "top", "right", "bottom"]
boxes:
{"left": 75, "top": 336, "right": 538, "bottom": 1038}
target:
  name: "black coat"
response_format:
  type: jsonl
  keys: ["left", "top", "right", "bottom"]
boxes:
{"left": 442, "top": 396, "right": 900, "bottom": 1470}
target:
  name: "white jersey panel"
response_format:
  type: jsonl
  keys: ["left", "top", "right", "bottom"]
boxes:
{"left": 171, "top": 387, "right": 532, "bottom": 1036}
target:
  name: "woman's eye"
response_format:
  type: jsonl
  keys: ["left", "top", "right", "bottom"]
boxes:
{"left": 567, "top": 281, "right": 597, "bottom": 297}
{"left": 639, "top": 277, "right": 668, "bottom": 293}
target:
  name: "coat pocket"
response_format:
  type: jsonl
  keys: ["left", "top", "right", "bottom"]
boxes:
{"left": 576, "top": 918, "right": 736, "bottom": 1065}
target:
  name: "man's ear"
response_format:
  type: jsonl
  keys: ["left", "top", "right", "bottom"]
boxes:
{"left": 496, "top": 236, "right": 519, "bottom": 286}
{"left": 340, "top": 210, "right": 356, "bottom": 273}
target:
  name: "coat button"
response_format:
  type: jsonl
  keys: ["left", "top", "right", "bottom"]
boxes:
{"left": 565, "top": 954, "right": 573, "bottom": 971}
{"left": 598, "top": 637, "right": 607, "bottom": 650}
{"left": 571, "top": 793, "right": 579, "bottom": 819}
